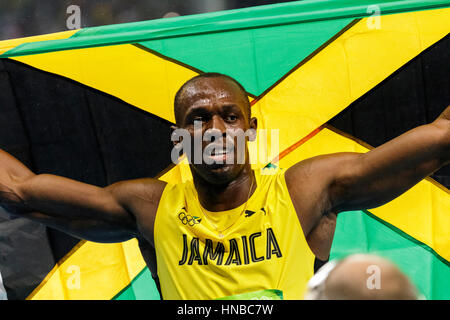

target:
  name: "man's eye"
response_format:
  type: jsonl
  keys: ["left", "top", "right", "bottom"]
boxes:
{"left": 226, "top": 115, "right": 238, "bottom": 122}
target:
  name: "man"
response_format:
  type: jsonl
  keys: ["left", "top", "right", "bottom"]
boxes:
{"left": 304, "top": 254, "right": 420, "bottom": 300}
{"left": 0, "top": 73, "right": 448, "bottom": 299}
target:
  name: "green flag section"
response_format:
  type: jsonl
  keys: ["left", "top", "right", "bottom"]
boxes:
{"left": 2, "top": 0, "right": 449, "bottom": 59}
{"left": 0, "top": 0, "right": 448, "bottom": 300}
{"left": 331, "top": 210, "right": 450, "bottom": 300}
{"left": 113, "top": 268, "right": 160, "bottom": 300}
{"left": 138, "top": 18, "right": 354, "bottom": 95}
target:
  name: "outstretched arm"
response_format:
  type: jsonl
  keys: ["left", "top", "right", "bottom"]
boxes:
{"left": 286, "top": 106, "right": 449, "bottom": 237}
{"left": 329, "top": 106, "right": 449, "bottom": 212}
{"left": 0, "top": 149, "right": 166, "bottom": 243}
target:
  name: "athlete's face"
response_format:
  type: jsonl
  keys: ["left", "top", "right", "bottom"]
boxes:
{"left": 174, "top": 77, "right": 257, "bottom": 184}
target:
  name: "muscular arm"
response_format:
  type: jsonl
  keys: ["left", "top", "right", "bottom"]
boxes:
{"left": 330, "top": 106, "right": 449, "bottom": 212}
{"left": 0, "top": 149, "right": 166, "bottom": 243}
{"left": 286, "top": 106, "right": 450, "bottom": 238}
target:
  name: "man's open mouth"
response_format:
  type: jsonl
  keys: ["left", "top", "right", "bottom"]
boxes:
{"left": 203, "top": 143, "right": 235, "bottom": 165}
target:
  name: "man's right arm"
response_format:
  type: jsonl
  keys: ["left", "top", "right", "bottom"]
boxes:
{"left": 0, "top": 149, "right": 165, "bottom": 243}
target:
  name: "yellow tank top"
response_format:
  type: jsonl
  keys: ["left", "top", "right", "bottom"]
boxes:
{"left": 154, "top": 168, "right": 315, "bottom": 300}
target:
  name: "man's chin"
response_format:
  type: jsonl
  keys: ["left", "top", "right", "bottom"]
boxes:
{"left": 192, "top": 162, "right": 242, "bottom": 185}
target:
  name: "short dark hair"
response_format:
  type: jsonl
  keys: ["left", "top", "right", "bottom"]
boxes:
{"left": 174, "top": 72, "right": 251, "bottom": 125}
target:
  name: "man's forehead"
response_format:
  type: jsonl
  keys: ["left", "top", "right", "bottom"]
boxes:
{"left": 178, "top": 77, "right": 248, "bottom": 113}
{"left": 181, "top": 77, "right": 244, "bottom": 101}
{"left": 174, "top": 75, "right": 251, "bottom": 125}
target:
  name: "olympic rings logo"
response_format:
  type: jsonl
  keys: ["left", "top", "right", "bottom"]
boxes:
{"left": 178, "top": 211, "right": 201, "bottom": 226}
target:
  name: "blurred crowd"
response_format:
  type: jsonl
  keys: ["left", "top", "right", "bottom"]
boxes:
{"left": 0, "top": 0, "right": 297, "bottom": 40}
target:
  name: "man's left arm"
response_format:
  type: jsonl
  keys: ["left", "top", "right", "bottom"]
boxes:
{"left": 329, "top": 105, "right": 449, "bottom": 213}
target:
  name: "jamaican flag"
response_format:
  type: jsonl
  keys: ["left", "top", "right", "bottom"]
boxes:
{"left": 0, "top": 0, "right": 448, "bottom": 300}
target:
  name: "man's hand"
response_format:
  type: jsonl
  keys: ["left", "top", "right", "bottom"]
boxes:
{"left": 0, "top": 149, "right": 166, "bottom": 243}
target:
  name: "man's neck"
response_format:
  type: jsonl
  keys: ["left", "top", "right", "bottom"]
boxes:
{"left": 192, "top": 165, "right": 255, "bottom": 212}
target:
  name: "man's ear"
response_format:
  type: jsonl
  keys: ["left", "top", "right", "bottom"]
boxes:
{"left": 248, "top": 117, "right": 257, "bottom": 141}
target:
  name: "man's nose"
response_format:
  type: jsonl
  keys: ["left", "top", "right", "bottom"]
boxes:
{"left": 210, "top": 115, "right": 227, "bottom": 135}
